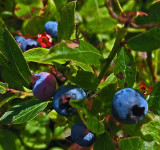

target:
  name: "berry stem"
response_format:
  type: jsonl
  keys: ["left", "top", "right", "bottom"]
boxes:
{"left": 6, "top": 88, "right": 33, "bottom": 97}
{"left": 98, "top": 27, "right": 126, "bottom": 83}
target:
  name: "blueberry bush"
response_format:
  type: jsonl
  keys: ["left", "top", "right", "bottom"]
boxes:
{"left": 0, "top": 0, "right": 160, "bottom": 149}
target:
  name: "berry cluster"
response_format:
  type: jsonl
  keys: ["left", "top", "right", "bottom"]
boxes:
{"left": 31, "top": 72, "right": 96, "bottom": 147}
{"left": 15, "top": 36, "right": 39, "bottom": 52}
{"left": 14, "top": 19, "right": 96, "bottom": 147}
{"left": 31, "top": 70, "right": 148, "bottom": 147}
{"left": 14, "top": 21, "right": 58, "bottom": 52}
{"left": 22, "top": 20, "right": 148, "bottom": 149}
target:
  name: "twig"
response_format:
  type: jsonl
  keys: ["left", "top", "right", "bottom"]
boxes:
{"left": 105, "top": 0, "right": 160, "bottom": 29}
{"left": 6, "top": 88, "right": 33, "bottom": 97}
{"left": 49, "top": 65, "right": 67, "bottom": 83}
{"left": 98, "top": 27, "right": 126, "bottom": 83}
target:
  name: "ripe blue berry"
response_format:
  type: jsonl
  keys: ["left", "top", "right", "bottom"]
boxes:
{"left": 15, "top": 36, "right": 26, "bottom": 51}
{"left": 52, "top": 85, "right": 86, "bottom": 117}
{"left": 44, "top": 21, "right": 58, "bottom": 37}
{"left": 21, "top": 39, "right": 39, "bottom": 52}
{"left": 112, "top": 88, "right": 148, "bottom": 124}
{"left": 31, "top": 72, "right": 56, "bottom": 100}
{"left": 71, "top": 121, "right": 96, "bottom": 147}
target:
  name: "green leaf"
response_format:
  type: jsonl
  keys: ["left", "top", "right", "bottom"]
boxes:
{"left": 41, "top": 40, "right": 104, "bottom": 65}
{"left": 24, "top": 48, "right": 50, "bottom": 64}
{"left": 147, "top": 1, "right": 160, "bottom": 23}
{"left": 93, "top": 133, "right": 115, "bottom": 150}
{"left": 141, "top": 115, "right": 160, "bottom": 145}
{"left": 44, "top": 0, "right": 58, "bottom": 19}
{"left": 0, "top": 129, "right": 25, "bottom": 150}
{"left": 80, "top": 7, "right": 116, "bottom": 33}
{"left": 124, "top": 114, "right": 152, "bottom": 137}
{"left": 135, "top": 2, "right": 160, "bottom": 25}
{"left": 123, "top": 1, "right": 135, "bottom": 12}
{"left": 53, "top": 126, "right": 67, "bottom": 140}
{"left": 58, "top": 1, "right": 76, "bottom": 41}
{"left": 20, "top": 113, "right": 52, "bottom": 149}
{"left": 0, "top": 100, "right": 49, "bottom": 125}
{"left": 0, "top": 93, "right": 20, "bottom": 107}
{"left": 118, "top": 137, "right": 160, "bottom": 150}
{"left": 0, "top": 82, "right": 8, "bottom": 94}
{"left": 22, "top": 0, "right": 58, "bottom": 36}
{"left": 114, "top": 47, "right": 136, "bottom": 88}
{"left": 79, "top": 0, "right": 116, "bottom": 33}
{"left": 0, "top": 18, "right": 31, "bottom": 88}
{"left": 0, "top": 0, "right": 14, "bottom": 13}
{"left": 22, "top": 16, "right": 46, "bottom": 36}
{"left": 53, "top": 0, "right": 68, "bottom": 12}
{"left": 97, "top": 83, "right": 117, "bottom": 110}
{"left": 14, "top": 0, "right": 43, "bottom": 20}
{"left": 0, "top": 51, "right": 9, "bottom": 68}
{"left": 69, "top": 70, "right": 99, "bottom": 90}
{"left": 1, "top": 68, "right": 28, "bottom": 90}
{"left": 79, "top": 0, "right": 105, "bottom": 16}
{"left": 98, "top": 73, "right": 117, "bottom": 90}
{"left": 49, "top": 147, "right": 64, "bottom": 150}
{"left": 148, "top": 81, "right": 160, "bottom": 115}
{"left": 72, "top": 62, "right": 94, "bottom": 73}
{"left": 127, "top": 26, "right": 160, "bottom": 51}
{"left": 70, "top": 99, "right": 105, "bottom": 135}
{"left": 48, "top": 110, "right": 67, "bottom": 126}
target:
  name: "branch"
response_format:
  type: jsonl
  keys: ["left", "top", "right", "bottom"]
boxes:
{"left": 105, "top": 0, "right": 160, "bottom": 29}
{"left": 49, "top": 65, "right": 67, "bottom": 84}
{"left": 98, "top": 27, "right": 126, "bottom": 83}
{"left": 6, "top": 88, "right": 33, "bottom": 97}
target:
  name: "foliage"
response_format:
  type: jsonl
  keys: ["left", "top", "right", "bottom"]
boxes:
{"left": 0, "top": 0, "right": 160, "bottom": 150}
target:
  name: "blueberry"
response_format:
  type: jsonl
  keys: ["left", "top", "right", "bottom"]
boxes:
{"left": 31, "top": 72, "right": 56, "bottom": 100}
{"left": 44, "top": 21, "right": 58, "bottom": 37}
{"left": 21, "top": 39, "right": 39, "bottom": 52}
{"left": 52, "top": 85, "right": 86, "bottom": 117}
{"left": 71, "top": 121, "right": 96, "bottom": 147}
{"left": 15, "top": 36, "right": 26, "bottom": 51}
{"left": 15, "top": 36, "right": 25, "bottom": 43}
{"left": 112, "top": 88, "right": 148, "bottom": 124}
